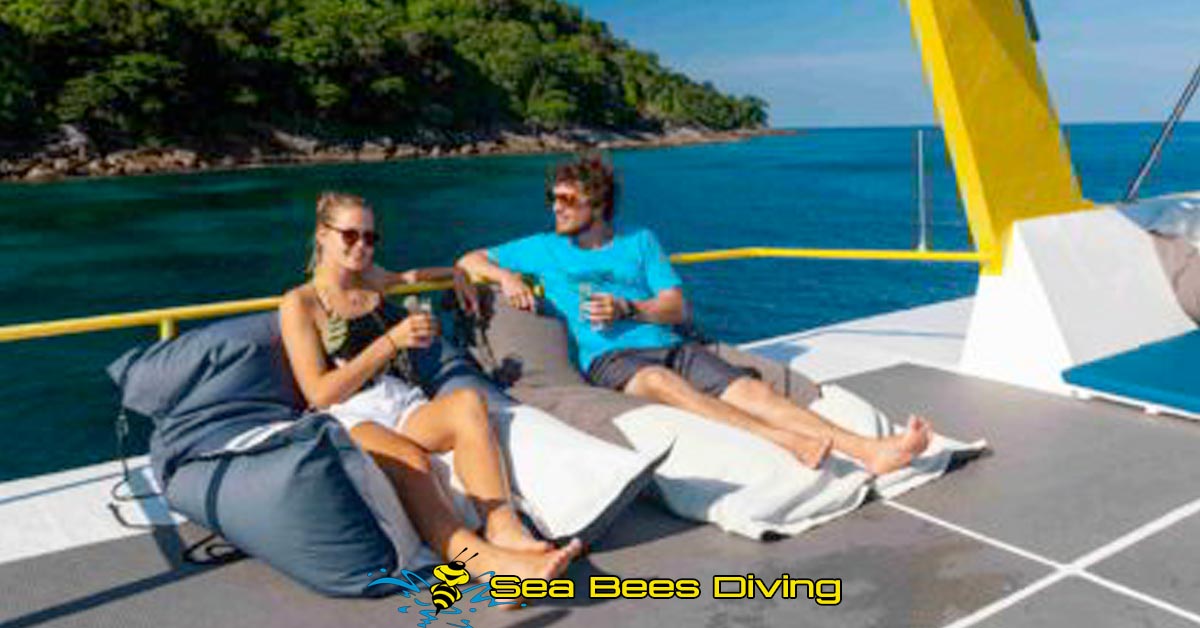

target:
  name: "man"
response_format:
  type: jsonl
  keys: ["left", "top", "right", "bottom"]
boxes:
{"left": 458, "top": 153, "right": 931, "bottom": 473}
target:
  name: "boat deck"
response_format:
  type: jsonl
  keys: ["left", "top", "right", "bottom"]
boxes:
{"left": 3, "top": 360, "right": 1200, "bottom": 627}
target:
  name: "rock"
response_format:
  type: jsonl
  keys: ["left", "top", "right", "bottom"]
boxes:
{"left": 414, "top": 127, "right": 447, "bottom": 147}
{"left": 104, "top": 150, "right": 132, "bottom": 167}
{"left": 171, "top": 149, "right": 199, "bottom": 169}
{"left": 44, "top": 124, "right": 93, "bottom": 159}
{"left": 358, "top": 142, "right": 390, "bottom": 162}
{"left": 24, "top": 165, "right": 60, "bottom": 182}
{"left": 271, "top": 129, "right": 320, "bottom": 155}
{"left": 392, "top": 145, "right": 419, "bottom": 159}
{"left": 367, "top": 137, "right": 394, "bottom": 149}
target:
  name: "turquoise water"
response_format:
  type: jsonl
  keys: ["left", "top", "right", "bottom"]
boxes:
{"left": 1, "top": 123, "right": 1197, "bottom": 480}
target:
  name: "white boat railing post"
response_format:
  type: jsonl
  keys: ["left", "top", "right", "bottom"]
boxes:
{"left": 914, "top": 128, "right": 930, "bottom": 252}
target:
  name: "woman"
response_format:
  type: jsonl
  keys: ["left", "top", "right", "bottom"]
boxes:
{"left": 280, "top": 192, "right": 580, "bottom": 583}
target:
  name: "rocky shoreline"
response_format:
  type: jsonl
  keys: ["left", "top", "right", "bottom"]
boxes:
{"left": 0, "top": 126, "right": 794, "bottom": 183}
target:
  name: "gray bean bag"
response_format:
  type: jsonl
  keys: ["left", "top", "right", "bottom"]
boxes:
{"left": 110, "top": 308, "right": 664, "bottom": 590}
{"left": 107, "top": 311, "right": 420, "bottom": 597}
{"left": 463, "top": 286, "right": 820, "bottom": 443}
{"left": 460, "top": 288, "right": 986, "bottom": 541}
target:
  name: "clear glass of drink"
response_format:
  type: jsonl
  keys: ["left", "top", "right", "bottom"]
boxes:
{"left": 578, "top": 282, "right": 595, "bottom": 327}
{"left": 579, "top": 282, "right": 605, "bottom": 331}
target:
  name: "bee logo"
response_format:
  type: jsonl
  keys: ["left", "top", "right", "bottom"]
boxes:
{"left": 430, "top": 547, "right": 477, "bottom": 615}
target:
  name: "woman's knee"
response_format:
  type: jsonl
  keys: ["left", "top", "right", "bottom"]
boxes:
{"left": 440, "top": 388, "right": 492, "bottom": 436}
{"left": 352, "top": 423, "right": 432, "bottom": 473}
{"left": 442, "top": 387, "right": 488, "bottom": 417}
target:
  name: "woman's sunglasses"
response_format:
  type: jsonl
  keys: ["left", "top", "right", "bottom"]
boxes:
{"left": 323, "top": 222, "right": 379, "bottom": 247}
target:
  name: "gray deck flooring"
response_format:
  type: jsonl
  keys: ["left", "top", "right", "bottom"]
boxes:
{"left": 3, "top": 364, "right": 1200, "bottom": 628}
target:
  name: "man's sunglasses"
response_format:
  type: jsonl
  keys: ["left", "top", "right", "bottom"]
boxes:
{"left": 323, "top": 222, "right": 380, "bottom": 247}
{"left": 546, "top": 190, "right": 584, "bottom": 208}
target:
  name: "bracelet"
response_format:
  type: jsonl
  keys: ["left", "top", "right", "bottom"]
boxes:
{"left": 383, "top": 332, "right": 401, "bottom": 355}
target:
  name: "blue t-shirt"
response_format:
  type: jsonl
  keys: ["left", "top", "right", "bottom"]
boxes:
{"left": 488, "top": 227, "right": 683, "bottom": 372}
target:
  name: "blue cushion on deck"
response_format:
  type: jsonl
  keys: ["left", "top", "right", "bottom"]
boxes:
{"left": 106, "top": 311, "right": 303, "bottom": 486}
{"left": 1063, "top": 330, "right": 1200, "bottom": 415}
{"left": 107, "top": 312, "right": 422, "bottom": 597}
{"left": 166, "top": 413, "right": 416, "bottom": 597}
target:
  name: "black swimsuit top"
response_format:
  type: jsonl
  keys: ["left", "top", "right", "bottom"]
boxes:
{"left": 314, "top": 286, "right": 412, "bottom": 381}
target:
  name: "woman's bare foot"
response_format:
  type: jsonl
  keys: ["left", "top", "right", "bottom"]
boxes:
{"left": 475, "top": 539, "right": 584, "bottom": 610}
{"left": 485, "top": 507, "right": 552, "bottom": 552}
{"left": 777, "top": 431, "right": 833, "bottom": 469}
{"left": 860, "top": 415, "right": 933, "bottom": 475}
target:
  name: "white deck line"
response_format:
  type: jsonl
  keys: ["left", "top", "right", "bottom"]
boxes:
{"left": 883, "top": 500, "right": 1059, "bottom": 569}
{"left": 1070, "top": 495, "right": 1200, "bottom": 570}
{"left": 885, "top": 500, "right": 1200, "bottom": 627}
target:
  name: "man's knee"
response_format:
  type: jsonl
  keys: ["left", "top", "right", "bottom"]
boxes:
{"left": 722, "top": 375, "right": 776, "bottom": 403}
{"left": 627, "top": 366, "right": 684, "bottom": 397}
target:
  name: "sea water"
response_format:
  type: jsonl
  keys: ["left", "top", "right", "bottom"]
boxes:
{"left": 0, "top": 123, "right": 1196, "bottom": 480}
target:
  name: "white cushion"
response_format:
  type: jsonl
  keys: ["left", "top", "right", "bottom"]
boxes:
{"left": 613, "top": 404, "right": 872, "bottom": 539}
{"left": 489, "top": 401, "right": 670, "bottom": 542}
{"left": 809, "top": 385, "right": 988, "bottom": 499}
{"left": 610, "top": 386, "right": 987, "bottom": 539}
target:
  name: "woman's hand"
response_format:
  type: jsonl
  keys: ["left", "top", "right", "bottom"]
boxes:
{"left": 387, "top": 313, "right": 437, "bottom": 349}
{"left": 499, "top": 273, "right": 536, "bottom": 311}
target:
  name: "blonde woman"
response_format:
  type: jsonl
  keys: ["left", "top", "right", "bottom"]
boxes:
{"left": 280, "top": 192, "right": 580, "bottom": 582}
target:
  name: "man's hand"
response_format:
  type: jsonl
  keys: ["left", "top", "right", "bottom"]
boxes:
{"left": 451, "top": 266, "right": 479, "bottom": 316}
{"left": 499, "top": 273, "right": 536, "bottom": 311}
{"left": 585, "top": 293, "right": 632, "bottom": 325}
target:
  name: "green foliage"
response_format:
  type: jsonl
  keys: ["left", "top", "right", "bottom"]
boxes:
{"left": 55, "top": 52, "right": 185, "bottom": 137}
{"left": 0, "top": 22, "right": 38, "bottom": 137}
{"left": 0, "top": 0, "right": 768, "bottom": 148}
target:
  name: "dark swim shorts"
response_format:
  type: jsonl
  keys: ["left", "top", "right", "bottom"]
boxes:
{"left": 586, "top": 342, "right": 760, "bottom": 396}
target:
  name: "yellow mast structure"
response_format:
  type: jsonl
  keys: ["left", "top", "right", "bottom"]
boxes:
{"left": 906, "top": 0, "right": 1092, "bottom": 274}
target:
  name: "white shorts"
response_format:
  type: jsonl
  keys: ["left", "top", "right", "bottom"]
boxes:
{"left": 326, "top": 374, "right": 429, "bottom": 433}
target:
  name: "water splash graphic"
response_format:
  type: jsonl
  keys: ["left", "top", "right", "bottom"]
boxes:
{"left": 366, "top": 569, "right": 518, "bottom": 627}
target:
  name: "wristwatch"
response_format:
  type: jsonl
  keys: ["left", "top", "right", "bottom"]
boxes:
{"left": 615, "top": 296, "right": 636, "bottom": 320}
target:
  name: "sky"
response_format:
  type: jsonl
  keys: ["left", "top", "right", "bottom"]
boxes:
{"left": 574, "top": 0, "right": 1200, "bottom": 128}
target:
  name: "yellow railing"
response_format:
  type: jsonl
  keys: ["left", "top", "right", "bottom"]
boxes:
{"left": 670, "top": 247, "right": 984, "bottom": 265}
{"left": 0, "top": 248, "right": 982, "bottom": 344}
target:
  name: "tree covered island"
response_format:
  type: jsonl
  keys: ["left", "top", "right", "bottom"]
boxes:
{"left": 0, "top": 0, "right": 774, "bottom": 181}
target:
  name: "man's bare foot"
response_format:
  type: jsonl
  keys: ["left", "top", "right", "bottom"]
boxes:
{"left": 778, "top": 431, "right": 833, "bottom": 469}
{"left": 901, "top": 415, "right": 933, "bottom": 456}
{"left": 860, "top": 415, "right": 933, "bottom": 475}
{"left": 485, "top": 507, "right": 552, "bottom": 552}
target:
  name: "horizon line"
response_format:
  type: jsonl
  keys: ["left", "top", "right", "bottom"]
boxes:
{"left": 773, "top": 120, "right": 1198, "bottom": 131}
